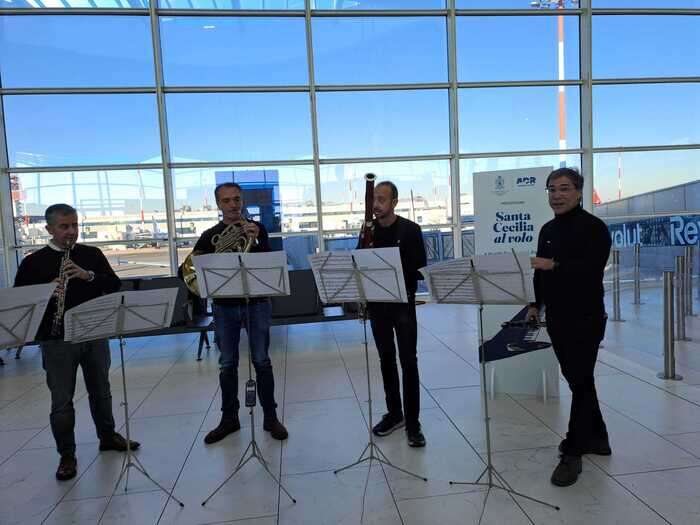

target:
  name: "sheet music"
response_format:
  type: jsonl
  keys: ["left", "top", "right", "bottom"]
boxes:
{"left": 472, "top": 252, "right": 534, "bottom": 304}
{"left": 64, "top": 288, "right": 178, "bottom": 343}
{"left": 121, "top": 288, "right": 178, "bottom": 334}
{"left": 309, "top": 252, "right": 361, "bottom": 303}
{"left": 309, "top": 248, "right": 407, "bottom": 304}
{"left": 0, "top": 283, "right": 56, "bottom": 349}
{"left": 64, "top": 294, "right": 120, "bottom": 342}
{"left": 192, "top": 251, "right": 289, "bottom": 299}
{"left": 352, "top": 248, "right": 407, "bottom": 303}
{"left": 420, "top": 252, "right": 534, "bottom": 305}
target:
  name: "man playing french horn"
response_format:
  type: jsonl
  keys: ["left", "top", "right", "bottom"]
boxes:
{"left": 192, "top": 182, "right": 288, "bottom": 444}
{"left": 14, "top": 203, "right": 140, "bottom": 482}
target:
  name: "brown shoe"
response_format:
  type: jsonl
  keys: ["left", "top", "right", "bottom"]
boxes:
{"left": 99, "top": 432, "right": 141, "bottom": 452}
{"left": 204, "top": 417, "right": 241, "bottom": 445}
{"left": 263, "top": 418, "right": 288, "bottom": 441}
{"left": 56, "top": 455, "right": 77, "bottom": 481}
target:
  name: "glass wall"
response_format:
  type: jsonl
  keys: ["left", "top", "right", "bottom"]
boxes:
{"left": 1, "top": 2, "right": 698, "bottom": 279}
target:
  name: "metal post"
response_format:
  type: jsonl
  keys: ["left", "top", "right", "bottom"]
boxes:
{"left": 658, "top": 271, "right": 682, "bottom": 381}
{"left": 633, "top": 243, "right": 641, "bottom": 305}
{"left": 675, "top": 255, "right": 689, "bottom": 341}
{"left": 611, "top": 250, "right": 622, "bottom": 321}
{"left": 685, "top": 245, "right": 694, "bottom": 316}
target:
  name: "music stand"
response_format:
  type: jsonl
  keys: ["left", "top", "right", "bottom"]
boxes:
{"left": 0, "top": 283, "right": 57, "bottom": 365}
{"left": 192, "top": 251, "right": 296, "bottom": 507}
{"left": 422, "top": 251, "right": 559, "bottom": 524}
{"left": 308, "top": 248, "right": 427, "bottom": 483}
{"left": 64, "top": 288, "right": 185, "bottom": 518}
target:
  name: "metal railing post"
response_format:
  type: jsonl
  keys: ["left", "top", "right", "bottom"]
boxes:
{"left": 685, "top": 245, "right": 694, "bottom": 316}
{"left": 675, "top": 255, "right": 689, "bottom": 341}
{"left": 633, "top": 243, "right": 641, "bottom": 305}
{"left": 611, "top": 250, "right": 622, "bottom": 321}
{"left": 658, "top": 270, "right": 682, "bottom": 381}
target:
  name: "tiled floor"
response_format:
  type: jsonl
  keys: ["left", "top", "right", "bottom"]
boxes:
{"left": 1, "top": 302, "right": 699, "bottom": 524}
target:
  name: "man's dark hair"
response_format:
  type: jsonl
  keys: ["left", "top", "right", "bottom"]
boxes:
{"left": 214, "top": 182, "right": 243, "bottom": 202}
{"left": 376, "top": 181, "right": 398, "bottom": 200}
{"left": 546, "top": 167, "right": 584, "bottom": 190}
{"left": 45, "top": 203, "right": 77, "bottom": 225}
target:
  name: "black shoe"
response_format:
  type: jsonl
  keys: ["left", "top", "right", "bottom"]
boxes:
{"left": 56, "top": 455, "right": 77, "bottom": 481}
{"left": 99, "top": 432, "right": 141, "bottom": 452}
{"left": 204, "top": 417, "right": 241, "bottom": 445}
{"left": 551, "top": 454, "right": 582, "bottom": 487}
{"left": 372, "top": 413, "right": 405, "bottom": 437}
{"left": 407, "top": 427, "right": 426, "bottom": 448}
{"left": 558, "top": 437, "right": 611, "bottom": 456}
{"left": 263, "top": 418, "right": 289, "bottom": 440}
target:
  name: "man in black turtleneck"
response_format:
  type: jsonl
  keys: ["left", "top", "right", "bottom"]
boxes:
{"left": 527, "top": 167, "right": 612, "bottom": 487}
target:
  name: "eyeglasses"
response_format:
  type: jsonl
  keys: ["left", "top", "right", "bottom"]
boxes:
{"left": 545, "top": 186, "right": 576, "bottom": 195}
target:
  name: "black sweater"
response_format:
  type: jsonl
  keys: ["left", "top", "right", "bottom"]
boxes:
{"left": 359, "top": 215, "right": 427, "bottom": 296}
{"left": 14, "top": 244, "right": 121, "bottom": 341}
{"left": 533, "top": 206, "right": 612, "bottom": 318}
{"left": 193, "top": 220, "right": 270, "bottom": 306}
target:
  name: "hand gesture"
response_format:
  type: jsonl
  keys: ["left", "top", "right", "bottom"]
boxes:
{"left": 243, "top": 222, "right": 259, "bottom": 240}
{"left": 63, "top": 260, "right": 90, "bottom": 281}
{"left": 530, "top": 257, "right": 555, "bottom": 271}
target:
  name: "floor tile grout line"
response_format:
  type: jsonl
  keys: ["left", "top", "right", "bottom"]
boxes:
{"left": 418, "top": 314, "right": 481, "bottom": 373}
{"left": 0, "top": 425, "right": 47, "bottom": 469}
{"left": 597, "top": 355, "right": 700, "bottom": 409}
{"left": 156, "top": 349, "right": 222, "bottom": 524}
{"left": 198, "top": 514, "right": 278, "bottom": 525}
{"left": 506, "top": 393, "right": 674, "bottom": 525}
{"left": 417, "top": 313, "right": 540, "bottom": 525}
{"left": 43, "top": 335, "right": 198, "bottom": 525}
{"left": 276, "top": 324, "right": 288, "bottom": 525}
{"left": 591, "top": 397, "right": 700, "bottom": 463}
{"left": 613, "top": 463, "right": 700, "bottom": 478}
{"left": 331, "top": 322, "right": 408, "bottom": 525}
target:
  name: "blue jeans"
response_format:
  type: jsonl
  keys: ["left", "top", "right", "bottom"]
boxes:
{"left": 213, "top": 300, "right": 277, "bottom": 421}
{"left": 40, "top": 339, "right": 115, "bottom": 457}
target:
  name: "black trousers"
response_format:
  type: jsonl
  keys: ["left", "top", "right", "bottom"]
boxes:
{"left": 40, "top": 339, "right": 116, "bottom": 458}
{"left": 547, "top": 313, "right": 609, "bottom": 456}
{"left": 369, "top": 298, "right": 421, "bottom": 432}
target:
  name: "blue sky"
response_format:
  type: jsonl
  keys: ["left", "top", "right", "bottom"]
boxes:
{"left": 0, "top": 10, "right": 699, "bottom": 212}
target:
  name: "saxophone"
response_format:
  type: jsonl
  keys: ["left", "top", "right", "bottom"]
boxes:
{"left": 50, "top": 243, "right": 72, "bottom": 337}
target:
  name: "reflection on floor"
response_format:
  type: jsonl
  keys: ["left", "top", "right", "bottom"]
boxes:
{"left": 1, "top": 302, "right": 699, "bottom": 524}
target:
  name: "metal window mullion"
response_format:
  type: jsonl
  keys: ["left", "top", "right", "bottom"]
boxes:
{"left": 4, "top": 162, "right": 163, "bottom": 174}
{"left": 0, "top": 87, "right": 17, "bottom": 285}
{"left": 305, "top": 0, "right": 324, "bottom": 254}
{"left": 157, "top": 8, "right": 305, "bottom": 16}
{"left": 310, "top": 9, "right": 446, "bottom": 17}
{"left": 458, "top": 79, "right": 582, "bottom": 88}
{"left": 447, "top": 0, "right": 461, "bottom": 258}
{"left": 0, "top": 87, "right": 157, "bottom": 95}
{"left": 171, "top": 159, "right": 315, "bottom": 169}
{"left": 149, "top": 3, "right": 178, "bottom": 276}
{"left": 164, "top": 85, "right": 310, "bottom": 93}
{"left": 592, "top": 8, "right": 700, "bottom": 15}
{"left": 318, "top": 154, "right": 451, "bottom": 165}
{"left": 315, "top": 82, "right": 448, "bottom": 92}
{"left": 0, "top": 7, "right": 150, "bottom": 15}
{"left": 580, "top": 0, "right": 594, "bottom": 212}
{"left": 459, "top": 148, "right": 583, "bottom": 160}
{"left": 455, "top": 8, "right": 582, "bottom": 16}
{"left": 593, "top": 77, "right": 700, "bottom": 86}
{"left": 593, "top": 144, "right": 700, "bottom": 154}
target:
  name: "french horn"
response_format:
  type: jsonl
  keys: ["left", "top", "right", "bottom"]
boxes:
{"left": 182, "top": 220, "right": 254, "bottom": 297}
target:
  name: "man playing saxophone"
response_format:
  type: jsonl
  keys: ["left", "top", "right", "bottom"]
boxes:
{"left": 194, "top": 183, "right": 288, "bottom": 444}
{"left": 13, "top": 204, "right": 140, "bottom": 482}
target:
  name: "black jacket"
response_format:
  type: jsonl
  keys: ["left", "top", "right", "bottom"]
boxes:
{"left": 14, "top": 244, "right": 121, "bottom": 340}
{"left": 533, "top": 206, "right": 611, "bottom": 318}
{"left": 359, "top": 215, "right": 427, "bottom": 296}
